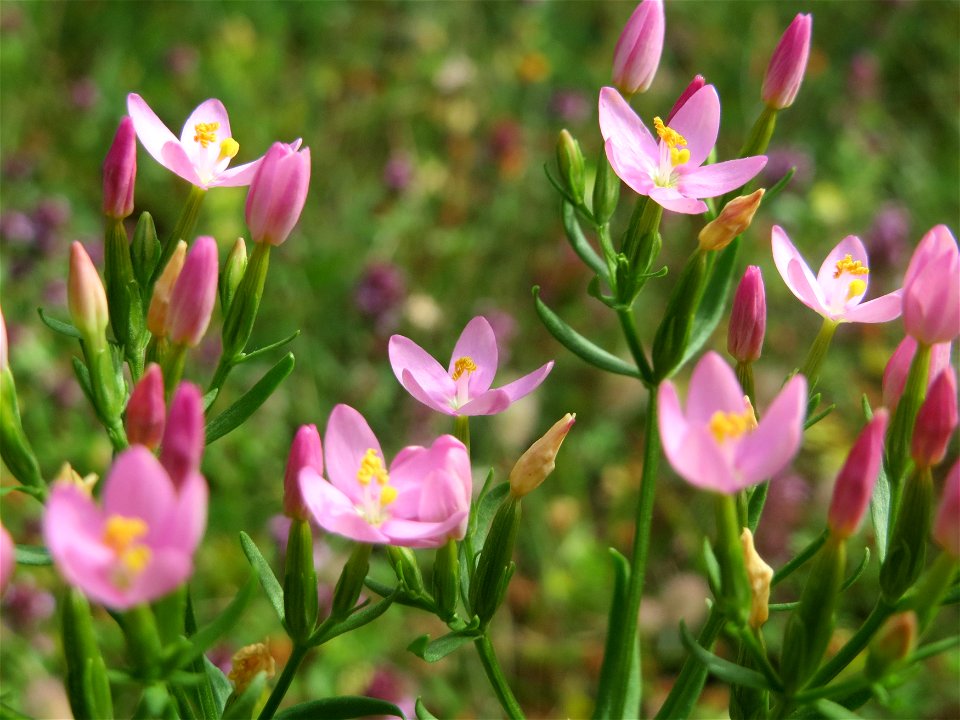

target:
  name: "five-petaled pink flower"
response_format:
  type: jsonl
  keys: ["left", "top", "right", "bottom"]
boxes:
{"left": 298, "top": 405, "right": 471, "bottom": 548}
{"left": 598, "top": 85, "right": 767, "bottom": 214}
{"left": 388, "top": 316, "right": 553, "bottom": 416}
{"left": 658, "top": 352, "right": 807, "bottom": 494}
{"left": 772, "top": 226, "right": 902, "bottom": 323}
{"left": 127, "top": 93, "right": 279, "bottom": 189}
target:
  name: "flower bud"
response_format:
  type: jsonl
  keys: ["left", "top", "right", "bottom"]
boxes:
{"left": 245, "top": 142, "right": 311, "bottom": 246}
{"left": 882, "top": 336, "right": 952, "bottom": 411}
{"left": 284, "top": 425, "right": 322, "bottom": 520}
{"left": 727, "top": 266, "right": 766, "bottom": 364}
{"left": 881, "top": 465, "right": 934, "bottom": 602}
{"left": 147, "top": 240, "right": 187, "bottom": 337}
{"left": 283, "top": 519, "right": 319, "bottom": 641}
{"left": 902, "top": 225, "right": 960, "bottom": 345}
{"left": 433, "top": 538, "right": 459, "bottom": 622}
{"left": 159, "top": 382, "right": 204, "bottom": 489}
{"left": 125, "top": 363, "right": 165, "bottom": 449}
{"left": 331, "top": 543, "right": 372, "bottom": 621}
{"left": 167, "top": 236, "right": 218, "bottom": 347}
{"left": 220, "top": 237, "right": 247, "bottom": 313}
{"left": 666, "top": 74, "right": 705, "bottom": 124}
{"left": 228, "top": 643, "right": 276, "bottom": 693}
{"left": 611, "top": 0, "right": 665, "bottom": 96}
{"left": 387, "top": 546, "right": 425, "bottom": 595}
{"left": 470, "top": 494, "right": 521, "bottom": 628}
{"left": 911, "top": 368, "right": 958, "bottom": 468}
{"left": 592, "top": 150, "right": 620, "bottom": 224}
{"left": 740, "top": 528, "right": 773, "bottom": 629}
{"left": 653, "top": 249, "right": 708, "bottom": 380}
{"left": 866, "top": 612, "right": 916, "bottom": 681}
{"left": 102, "top": 116, "right": 137, "bottom": 219}
{"left": 0, "top": 306, "right": 8, "bottom": 372}
{"left": 827, "top": 410, "right": 889, "bottom": 539}
{"left": 131, "top": 211, "right": 159, "bottom": 289}
{"left": 556, "top": 130, "right": 585, "bottom": 205}
{"left": 1, "top": 522, "right": 14, "bottom": 596}
{"left": 509, "top": 414, "right": 576, "bottom": 498}
{"left": 933, "top": 460, "right": 960, "bottom": 557}
{"left": 68, "top": 242, "right": 109, "bottom": 342}
{"left": 762, "top": 13, "right": 812, "bottom": 110}
{"left": 699, "top": 189, "right": 764, "bottom": 252}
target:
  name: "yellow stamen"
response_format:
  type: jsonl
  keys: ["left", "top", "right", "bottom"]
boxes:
{"left": 103, "top": 515, "right": 152, "bottom": 583}
{"left": 653, "top": 116, "right": 688, "bottom": 149}
{"left": 452, "top": 356, "right": 478, "bottom": 381}
{"left": 379, "top": 485, "right": 398, "bottom": 507}
{"left": 846, "top": 279, "right": 867, "bottom": 301}
{"left": 193, "top": 122, "right": 220, "bottom": 148}
{"left": 218, "top": 137, "right": 239, "bottom": 163}
{"left": 670, "top": 147, "right": 691, "bottom": 166}
{"left": 708, "top": 398, "right": 758, "bottom": 444}
{"left": 121, "top": 546, "right": 152, "bottom": 573}
{"left": 833, "top": 254, "right": 869, "bottom": 279}
{"left": 356, "top": 448, "right": 389, "bottom": 486}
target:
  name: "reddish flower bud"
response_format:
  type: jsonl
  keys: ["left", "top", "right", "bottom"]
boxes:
{"left": 666, "top": 74, "right": 705, "bottom": 124}
{"left": 102, "top": 116, "right": 137, "bottom": 219}
{"left": 167, "top": 236, "right": 218, "bottom": 347}
{"left": 159, "top": 382, "right": 204, "bottom": 489}
{"left": 0, "top": 522, "right": 13, "bottom": 596}
{"left": 125, "top": 363, "right": 165, "bottom": 449}
{"left": 902, "top": 225, "right": 960, "bottom": 345}
{"left": 911, "top": 368, "right": 958, "bottom": 468}
{"left": 509, "top": 413, "right": 576, "bottom": 498}
{"left": 933, "top": 460, "right": 960, "bottom": 557}
{"left": 68, "top": 242, "right": 109, "bottom": 341}
{"left": 828, "top": 409, "right": 889, "bottom": 539}
{"left": 882, "top": 336, "right": 952, "bottom": 411}
{"left": 0, "top": 306, "right": 8, "bottom": 372}
{"left": 611, "top": 0, "right": 665, "bottom": 96}
{"left": 762, "top": 13, "right": 812, "bottom": 109}
{"left": 727, "top": 266, "right": 767, "bottom": 363}
{"left": 147, "top": 241, "right": 187, "bottom": 337}
{"left": 700, "top": 189, "right": 764, "bottom": 253}
{"left": 245, "top": 142, "right": 311, "bottom": 246}
{"left": 284, "top": 424, "right": 323, "bottom": 520}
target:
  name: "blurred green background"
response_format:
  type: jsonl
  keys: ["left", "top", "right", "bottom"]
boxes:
{"left": 1, "top": 1, "right": 958, "bottom": 718}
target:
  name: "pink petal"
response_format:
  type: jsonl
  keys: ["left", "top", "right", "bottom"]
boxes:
{"left": 667, "top": 85, "right": 720, "bottom": 169}
{"left": 686, "top": 352, "right": 745, "bottom": 423}
{"left": 734, "top": 374, "right": 807, "bottom": 485}
{"left": 102, "top": 447, "right": 177, "bottom": 541}
{"left": 400, "top": 369, "right": 457, "bottom": 415}
{"left": 179, "top": 98, "right": 231, "bottom": 173}
{"left": 815, "top": 235, "right": 870, "bottom": 312}
{"left": 648, "top": 186, "right": 707, "bottom": 214}
{"left": 455, "top": 389, "right": 512, "bottom": 416}
{"left": 666, "top": 424, "right": 739, "bottom": 493}
{"left": 123, "top": 549, "right": 193, "bottom": 608}
{"left": 390, "top": 436, "right": 470, "bottom": 518}
{"left": 167, "top": 471, "right": 208, "bottom": 554}
{"left": 209, "top": 157, "right": 265, "bottom": 187}
{"left": 298, "top": 469, "right": 388, "bottom": 544}
{"left": 383, "top": 512, "right": 470, "bottom": 549}
{"left": 657, "top": 381, "right": 689, "bottom": 459}
{"left": 772, "top": 225, "right": 827, "bottom": 314}
{"left": 598, "top": 87, "right": 660, "bottom": 164}
{"left": 324, "top": 404, "right": 384, "bottom": 501}
{"left": 126, "top": 93, "right": 180, "bottom": 170}
{"left": 497, "top": 361, "right": 554, "bottom": 402}
{"left": 677, "top": 156, "right": 767, "bottom": 199}
{"left": 158, "top": 142, "right": 204, "bottom": 186}
{"left": 389, "top": 335, "right": 456, "bottom": 402}
{"left": 843, "top": 290, "right": 902, "bottom": 323}
{"left": 450, "top": 316, "right": 499, "bottom": 395}
{"left": 816, "top": 235, "right": 868, "bottom": 288}
{"left": 605, "top": 138, "right": 656, "bottom": 197}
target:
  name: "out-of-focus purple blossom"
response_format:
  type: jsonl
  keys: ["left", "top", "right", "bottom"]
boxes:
{"left": 481, "top": 307, "right": 518, "bottom": 365}
{"left": 382, "top": 153, "right": 414, "bottom": 193}
{"left": 166, "top": 45, "right": 200, "bottom": 77}
{"left": 2, "top": 153, "right": 35, "bottom": 181}
{"left": 755, "top": 471, "right": 810, "bottom": 561}
{"left": 207, "top": 644, "right": 235, "bottom": 676}
{"left": 0, "top": 211, "right": 36, "bottom": 245}
{"left": 550, "top": 90, "right": 591, "bottom": 124}
{"left": 848, "top": 51, "right": 880, "bottom": 102}
{"left": 363, "top": 668, "right": 416, "bottom": 720}
{"left": 33, "top": 196, "right": 72, "bottom": 242}
{"left": 756, "top": 147, "right": 813, "bottom": 192}
{"left": 43, "top": 280, "right": 67, "bottom": 307}
{"left": 70, "top": 78, "right": 100, "bottom": 111}
{"left": 2, "top": 580, "right": 56, "bottom": 628}
{"left": 355, "top": 262, "right": 406, "bottom": 332}
{"left": 865, "top": 203, "right": 910, "bottom": 277}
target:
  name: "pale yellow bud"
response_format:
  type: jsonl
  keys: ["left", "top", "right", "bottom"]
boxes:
{"left": 740, "top": 527, "right": 773, "bottom": 629}
{"left": 698, "top": 189, "right": 765, "bottom": 252}
{"left": 54, "top": 462, "right": 98, "bottom": 495}
{"left": 228, "top": 642, "right": 276, "bottom": 693}
{"left": 509, "top": 413, "right": 575, "bottom": 498}
{"left": 147, "top": 241, "right": 187, "bottom": 337}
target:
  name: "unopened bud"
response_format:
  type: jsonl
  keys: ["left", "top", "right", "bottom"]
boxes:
{"left": 167, "top": 236, "right": 218, "bottom": 347}
{"left": 228, "top": 643, "right": 276, "bottom": 693}
{"left": 740, "top": 528, "right": 773, "bottom": 629}
{"left": 509, "top": 413, "right": 575, "bottom": 498}
{"left": 666, "top": 74, "right": 705, "bottom": 124}
{"left": 933, "top": 460, "right": 960, "bottom": 557}
{"left": 220, "top": 237, "right": 248, "bottom": 313}
{"left": 147, "top": 241, "right": 187, "bottom": 337}
{"left": 611, "top": 0, "right": 665, "bottom": 96}
{"left": 0, "top": 307, "right": 8, "bottom": 372}
{"left": 159, "top": 382, "right": 204, "bottom": 489}
{"left": 556, "top": 130, "right": 585, "bottom": 205}
{"left": 866, "top": 612, "right": 917, "bottom": 680}
{"left": 911, "top": 368, "right": 958, "bottom": 469}
{"left": 828, "top": 410, "right": 888, "bottom": 539}
{"left": 387, "top": 546, "right": 425, "bottom": 595}
{"left": 331, "top": 543, "right": 372, "bottom": 621}
{"left": 68, "top": 242, "right": 109, "bottom": 343}
{"left": 762, "top": 13, "right": 812, "bottom": 110}
{"left": 699, "top": 189, "right": 764, "bottom": 252}
{"left": 102, "top": 116, "right": 137, "bottom": 219}
{"left": 246, "top": 142, "right": 311, "bottom": 246}
{"left": 882, "top": 336, "right": 953, "bottom": 411}
{"left": 727, "top": 266, "right": 766, "bottom": 364}
{"left": 125, "top": 364, "right": 165, "bottom": 449}
{"left": 284, "top": 425, "right": 322, "bottom": 520}
{"left": 283, "top": 519, "right": 319, "bottom": 641}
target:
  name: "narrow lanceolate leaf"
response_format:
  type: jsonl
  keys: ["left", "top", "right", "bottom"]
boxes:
{"left": 415, "top": 697, "right": 439, "bottom": 720}
{"left": 312, "top": 592, "right": 397, "bottom": 645}
{"left": 679, "top": 621, "right": 776, "bottom": 691}
{"left": 236, "top": 329, "right": 301, "bottom": 365}
{"left": 593, "top": 548, "right": 631, "bottom": 720}
{"left": 221, "top": 671, "right": 267, "bottom": 720}
{"left": 870, "top": 461, "right": 891, "bottom": 562}
{"left": 562, "top": 201, "right": 607, "bottom": 278}
{"left": 239, "top": 532, "right": 284, "bottom": 625}
{"left": 14, "top": 544, "right": 51, "bottom": 565}
{"left": 203, "top": 657, "right": 233, "bottom": 716}
{"left": 37, "top": 307, "right": 83, "bottom": 339}
{"left": 472, "top": 482, "right": 510, "bottom": 554}
{"left": 205, "top": 353, "right": 295, "bottom": 443}
{"left": 533, "top": 287, "right": 640, "bottom": 378}
{"left": 407, "top": 627, "right": 479, "bottom": 663}
{"left": 169, "top": 576, "right": 256, "bottom": 669}
{"left": 275, "top": 697, "right": 406, "bottom": 720}
{"left": 679, "top": 237, "right": 740, "bottom": 369}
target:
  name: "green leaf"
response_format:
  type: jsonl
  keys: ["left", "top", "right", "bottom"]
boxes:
{"left": 276, "top": 696, "right": 406, "bottom": 720}
{"left": 870, "top": 461, "right": 891, "bottom": 562}
{"left": 38, "top": 307, "right": 82, "bottom": 339}
{"left": 313, "top": 592, "right": 397, "bottom": 645}
{"left": 762, "top": 166, "right": 796, "bottom": 203}
{"left": 168, "top": 576, "right": 256, "bottom": 670}
{"left": 206, "top": 353, "right": 295, "bottom": 444}
{"left": 237, "top": 330, "right": 301, "bottom": 365}
{"left": 473, "top": 482, "right": 510, "bottom": 553}
{"left": 841, "top": 548, "right": 870, "bottom": 591}
{"left": 222, "top": 671, "right": 267, "bottom": 720}
{"left": 533, "top": 287, "right": 640, "bottom": 378}
{"left": 678, "top": 236, "right": 740, "bottom": 369}
{"left": 407, "top": 628, "right": 479, "bottom": 663}
{"left": 592, "top": 548, "right": 630, "bottom": 720}
{"left": 678, "top": 621, "right": 774, "bottom": 691}
{"left": 71, "top": 356, "right": 97, "bottom": 411}
{"left": 204, "top": 656, "right": 232, "bottom": 716}
{"left": 812, "top": 698, "right": 865, "bottom": 719}
{"left": 562, "top": 201, "right": 607, "bottom": 278}
{"left": 415, "top": 697, "right": 439, "bottom": 720}
{"left": 239, "top": 532, "right": 285, "bottom": 625}
{"left": 15, "top": 544, "right": 51, "bottom": 565}
{"left": 772, "top": 530, "right": 828, "bottom": 586}
{"left": 804, "top": 404, "right": 836, "bottom": 430}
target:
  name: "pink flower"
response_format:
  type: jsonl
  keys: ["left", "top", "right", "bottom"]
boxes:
{"left": 827, "top": 410, "right": 888, "bottom": 539}
{"left": 772, "top": 226, "right": 902, "bottom": 323}
{"left": 611, "top": 0, "right": 665, "bottom": 96}
{"left": 298, "top": 405, "right": 471, "bottom": 549}
{"left": 933, "top": 460, "right": 960, "bottom": 557}
{"left": 728, "top": 266, "right": 766, "bottom": 363}
{"left": 102, "top": 116, "right": 136, "bottom": 219}
{"left": 159, "top": 383, "right": 205, "bottom": 491}
{"left": 388, "top": 316, "right": 553, "bottom": 416}
{"left": 167, "top": 236, "right": 218, "bottom": 347}
{"left": 43, "top": 446, "right": 208, "bottom": 609}
{"left": 911, "top": 368, "right": 958, "bottom": 469}
{"left": 882, "top": 336, "right": 952, "bottom": 410}
{"left": 599, "top": 85, "right": 767, "bottom": 214}
{"left": 902, "top": 225, "right": 960, "bottom": 345}
{"left": 127, "top": 93, "right": 270, "bottom": 189}
{"left": 125, "top": 364, "right": 165, "bottom": 449}
{"left": 245, "top": 142, "right": 311, "bottom": 245}
{"left": 0, "top": 522, "right": 14, "bottom": 596}
{"left": 762, "top": 14, "right": 813, "bottom": 110}
{"left": 0, "top": 305, "right": 8, "bottom": 372}
{"left": 284, "top": 425, "right": 323, "bottom": 521}
{"left": 658, "top": 352, "right": 807, "bottom": 493}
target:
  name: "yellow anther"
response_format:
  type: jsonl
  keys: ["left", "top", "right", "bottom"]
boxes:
{"left": 103, "top": 515, "right": 149, "bottom": 553}
{"left": 653, "top": 116, "right": 687, "bottom": 150}
{"left": 193, "top": 121, "right": 220, "bottom": 148}
{"left": 356, "top": 448, "right": 389, "bottom": 486}
{"left": 846, "top": 279, "right": 867, "bottom": 301}
{"left": 670, "top": 147, "right": 691, "bottom": 167}
{"left": 452, "top": 356, "right": 478, "bottom": 381}
{"left": 708, "top": 398, "right": 758, "bottom": 444}
{"left": 120, "top": 545, "right": 152, "bottom": 573}
{"left": 379, "top": 485, "right": 398, "bottom": 507}
{"left": 218, "top": 137, "right": 239, "bottom": 163}
{"left": 833, "top": 254, "right": 869, "bottom": 279}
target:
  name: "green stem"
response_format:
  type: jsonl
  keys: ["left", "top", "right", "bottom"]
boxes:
{"left": 798, "top": 318, "right": 838, "bottom": 386}
{"left": 654, "top": 608, "right": 725, "bottom": 719}
{"left": 474, "top": 633, "right": 525, "bottom": 720}
{"left": 617, "top": 307, "right": 654, "bottom": 384}
{"left": 150, "top": 185, "right": 206, "bottom": 288}
{"left": 609, "top": 387, "right": 661, "bottom": 718}
{"left": 807, "top": 597, "right": 895, "bottom": 688}
{"left": 735, "top": 361, "right": 755, "bottom": 408}
{"left": 454, "top": 415, "right": 471, "bottom": 455}
{"left": 257, "top": 643, "right": 309, "bottom": 720}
